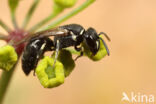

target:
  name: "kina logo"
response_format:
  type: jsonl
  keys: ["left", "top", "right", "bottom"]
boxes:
{"left": 121, "top": 92, "right": 154, "bottom": 103}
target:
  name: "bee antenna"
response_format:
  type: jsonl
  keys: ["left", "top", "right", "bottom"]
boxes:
{"left": 98, "top": 32, "right": 111, "bottom": 41}
{"left": 99, "top": 37, "right": 110, "bottom": 56}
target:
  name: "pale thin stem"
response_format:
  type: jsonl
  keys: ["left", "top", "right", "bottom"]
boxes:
{"left": 0, "top": 20, "right": 11, "bottom": 32}
{"left": 0, "top": 62, "right": 18, "bottom": 104}
{"left": 11, "top": 12, "right": 18, "bottom": 29}
{"left": 0, "top": 33, "right": 8, "bottom": 40}
{"left": 22, "top": 0, "right": 40, "bottom": 29}
{"left": 29, "top": 13, "right": 59, "bottom": 32}
{"left": 29, "top": 4, "right": 64, "bottom": 32}
{"left": 40, "top": 0, "right": 95, "bottom": 31}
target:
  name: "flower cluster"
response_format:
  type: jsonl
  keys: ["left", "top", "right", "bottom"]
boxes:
{"left": 0, "top": 0, "right": 108, "bottom": 89}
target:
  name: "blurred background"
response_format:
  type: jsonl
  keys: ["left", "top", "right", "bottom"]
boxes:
{"left": 0, "top": 0, "right": 156, "bottom": 104}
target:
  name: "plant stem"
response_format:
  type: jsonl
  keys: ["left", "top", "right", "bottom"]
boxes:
{"left": 0, "top": 33, "right": 8, "bottom": 40}
{"left": 29, "top": 4, "right": 64, "bottom": 32}
{"left": 29, "top": 13, "right": 59, "bottom": 32}
{"left": 0, "top": 63, "right": 17, "bottom": 104}
{"left": 40, "top": 0, "right": 95, "bottom": 31}
{"left": 11, "top": 12, "right": 18, "bottom": 29}
{"left": 22, "top": 0, "right": 40, "bottom": 29}
{"left": 0, "top": 20, "right": 11, "bottom": 32}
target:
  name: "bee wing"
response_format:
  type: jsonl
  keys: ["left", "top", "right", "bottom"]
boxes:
{"left": 34, "top": 27, "right": 68, "bottom": 37}
{"left": 15, "top": 27, "right": 68, "bottom": 46}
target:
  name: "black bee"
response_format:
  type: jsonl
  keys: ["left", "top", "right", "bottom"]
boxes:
{"left": 22, "top": 24, "right": 110, "bottom": 75}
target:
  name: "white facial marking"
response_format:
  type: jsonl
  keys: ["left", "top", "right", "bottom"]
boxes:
{"left": 96, "top": 41, "right": 99, "bottom": 49}
{"left": 40, "top": 43, "right": 46, "bottom": 50}
{"left": 80, "top": 29, "right": 84, "bottom": 35}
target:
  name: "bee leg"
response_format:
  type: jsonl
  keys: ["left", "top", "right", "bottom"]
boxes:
{"left": 53, "top": 40, "right": 60, "bottom": 68}
{"left": 74, "top": 45, "right": 81, "bottom": 51}
{"left": 33, "top": 70, "right": 36, "bottom": 76}
{"left": 33, "top": 54, "right": 44, "bottom": 76}
{"left": 74, "top": 51, "right": 83, "bottom": 61}
{"left": 74, "top": 45, "right": 83, "bottom": 61}
{"left": 33, "top": 42, "right": 47, "bottom": 76}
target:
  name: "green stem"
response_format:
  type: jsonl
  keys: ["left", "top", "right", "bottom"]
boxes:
{"left": 0, "top": 63, "right": 17, "bottom": 104}
{"left": 0, "top": 33, "right": 8, "bottom": 40}
{"left": 29, "top": 4, "right": 64, "bottom": 32}
{"left": 22, "top": 0, "right": 40, "bottom": 29}
{"left": 11, "top": 12, "right": 18, "bottom": 29}
{"left": 40, "top": 0, "right": 95, "bottom": 31}
{"left": 0, "top": 20, "right": 11, "bottom": 32}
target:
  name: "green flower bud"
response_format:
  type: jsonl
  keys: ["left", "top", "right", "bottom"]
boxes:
{"left": 53, "top": 0, "right": 77, "bottom": 8}
{"left": 0, "top": 45, "right": 18, "bottom": 71}
{"left": 83, "top": 36, "right": 108, "bottom": 61}
{"left": 8, "top": 0, "right": 19, "bottom": 13}
{"left": 36, "top": 56, "right": 65, "bottom": 88}
{"left": 57, "top": 50, "right": 75, "bottom": 77}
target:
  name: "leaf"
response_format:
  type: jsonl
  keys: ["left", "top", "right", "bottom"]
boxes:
{"left": 22, "top": 0, "right": 40, "bottom": 28}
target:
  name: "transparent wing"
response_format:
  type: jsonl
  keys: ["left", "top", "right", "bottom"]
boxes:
{"left": 34, "top": 27, "right": 68, "bottom": 37}
{"left": 15, "top": 27, "right": 68, "bottom": 46}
